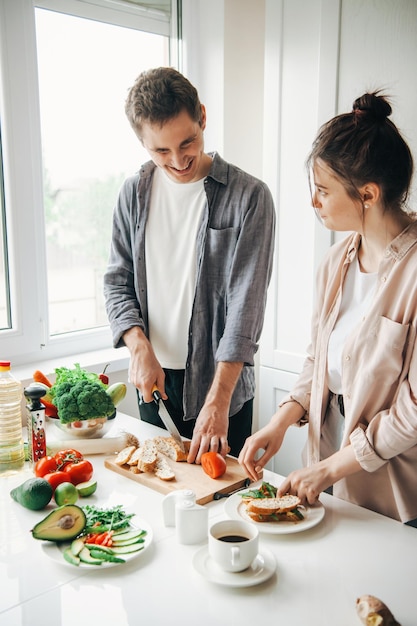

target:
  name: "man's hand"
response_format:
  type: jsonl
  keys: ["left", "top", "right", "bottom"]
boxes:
{"left": 123, "top": 327, "right": 166, "bottom": 402}
{"left": 187, "top": 362, "right": 243, "bottom": 464}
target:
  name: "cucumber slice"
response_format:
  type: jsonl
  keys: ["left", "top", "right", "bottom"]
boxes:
{"left": 112, "top": 529, "right": 146, "bottom": 543}
{"left": 110, "top": 544, "right": 145, "bottom": 555}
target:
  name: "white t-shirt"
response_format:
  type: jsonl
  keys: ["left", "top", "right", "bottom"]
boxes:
{"left": 327, "top": 256, "right": 378, "bottom": 393}
{"left": 145, "top": 168, "right": 206, "bottom": 368}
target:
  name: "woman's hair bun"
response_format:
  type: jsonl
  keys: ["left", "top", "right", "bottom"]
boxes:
{"left": 352, "top": 92, "right": 392, "bottom": 123}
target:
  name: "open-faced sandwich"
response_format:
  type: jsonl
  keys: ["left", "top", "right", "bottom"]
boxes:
{"left": 239, "top": 482, "right": 304, "bottom": 523}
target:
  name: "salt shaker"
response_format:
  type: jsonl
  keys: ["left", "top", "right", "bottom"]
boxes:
{"left": 175, "top": 498, "right": 208, "bottom": 545}
{"left": 162, "top": 489, "right": 196, "bottom": 527}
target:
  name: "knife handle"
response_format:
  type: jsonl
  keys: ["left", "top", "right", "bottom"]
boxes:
{"left": 151, "top": 384, "right": 162, "bottom": 403}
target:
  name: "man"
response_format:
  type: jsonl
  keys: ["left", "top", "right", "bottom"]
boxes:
{"left": 104, "top": 67, "right": 275, "bottom": 463}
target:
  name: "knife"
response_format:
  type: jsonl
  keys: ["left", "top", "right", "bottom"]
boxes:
{"left": 213, "top": 478, "right": 251, "bottom": 500}
{"left": 152, "top": 385, "right": 186, "bottom": 452}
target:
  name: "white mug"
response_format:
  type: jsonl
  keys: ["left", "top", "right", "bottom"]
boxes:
{"left": 208, "top": 519, "right": 259, "bottom": 573}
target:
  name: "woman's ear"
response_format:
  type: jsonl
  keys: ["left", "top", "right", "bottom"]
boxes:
{"left": 361, "top": 182, "right": 380, "bottom": 207}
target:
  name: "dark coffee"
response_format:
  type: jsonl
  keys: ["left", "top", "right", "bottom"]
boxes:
{"left": 218, "top": 535, "right": 249, "bottom": 543}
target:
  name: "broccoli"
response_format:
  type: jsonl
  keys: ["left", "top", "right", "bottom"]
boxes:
{"left": 53, "top": 380, "right": 115, "bottom": 424}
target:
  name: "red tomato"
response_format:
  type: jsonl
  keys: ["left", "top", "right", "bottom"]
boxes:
{"left": 34, "top": 455, "right": 58, "bottom": 477}
{"left": 43, "top": 470, "right": 70, "bottom": 491}
{"left": 64, "top": 459, "right": 94, "bottom": 485}
{"left": 201, "top": 451, "right": 227, "bottom": 479}
{"left": 54, "top": 449, "right": 84, "bottom": 469}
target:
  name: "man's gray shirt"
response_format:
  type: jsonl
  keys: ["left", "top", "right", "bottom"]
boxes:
{"left": 104, "top": 152, "right": 275, "bottom": 420}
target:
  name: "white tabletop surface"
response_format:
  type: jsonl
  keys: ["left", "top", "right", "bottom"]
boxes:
{"left": 0, "top": 413, "right": 415, "bottom": 626}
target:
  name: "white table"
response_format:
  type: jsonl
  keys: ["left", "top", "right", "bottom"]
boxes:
{"left": 0, "top": 413, "right": 415, "bottom": 626}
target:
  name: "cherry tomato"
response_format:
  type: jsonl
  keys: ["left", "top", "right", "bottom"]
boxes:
{"left": 34, "top": 455, "right": 58, "bottom": 477}
{"left": 43, "top": 470, "right": 70, "bottom": 491}
{"left": 64, "top": 459, "right": 94, "bottom": 485}
{"left": 201, "top": 451, "right": 227, "bottom": 479}
{"left": 54, "top": 449, "right": 84, "bottom": 469}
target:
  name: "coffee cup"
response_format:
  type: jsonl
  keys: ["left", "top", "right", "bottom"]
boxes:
{"left": 208, "top": 519, "right": 259, "bottom": 573}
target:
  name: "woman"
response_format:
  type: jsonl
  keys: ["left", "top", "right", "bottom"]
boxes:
{"left": 239, "top": 92, "right": 417, "bottom": 524}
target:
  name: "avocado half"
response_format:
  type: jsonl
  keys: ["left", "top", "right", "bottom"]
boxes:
{"left": 31, "top": 504, "right": 86, "bottom": 542}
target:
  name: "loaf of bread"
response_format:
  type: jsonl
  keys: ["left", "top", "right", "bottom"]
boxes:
{"left": 114, "top": 435, "right": 189, "bottom": 481}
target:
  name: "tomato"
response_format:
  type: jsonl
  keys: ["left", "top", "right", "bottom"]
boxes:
{"left": 64, "top": 459, "right": 94, "bottom": 485}
{"left": 34, "top": 455, "right": 58, "bottom": 477}
{"left": 54, "top": 449, "right": 84, "bottom": 469}
{"left": 43, "top": 470, "right": 70, "bottom": 491}
{"left": 201, "top": 451, "right": 227, "bottom": 479}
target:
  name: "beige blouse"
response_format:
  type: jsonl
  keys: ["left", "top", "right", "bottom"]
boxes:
{"left": 282, "top": 220, "right": 417, "bottom": 522}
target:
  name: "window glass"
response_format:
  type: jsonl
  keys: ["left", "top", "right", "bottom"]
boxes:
{"left": 0, "top": 132, "right": 9, "bottom": 331}
{"left": 35, "top": 8, "right": 169, "bottom": 335}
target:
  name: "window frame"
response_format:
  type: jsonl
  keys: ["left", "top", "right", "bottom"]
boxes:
{"left": 0, "top": 0, "right": 179, "bottom": 366}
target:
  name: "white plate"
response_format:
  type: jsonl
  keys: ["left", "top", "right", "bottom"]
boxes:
{"left": 193, "top": 546, "right": 276, "bottom": 587}
{"left": 41, "top": 519, "right": 153, "bottom": 569}
{"left": 224, "top": 491, "right": 325, "bottom": 534}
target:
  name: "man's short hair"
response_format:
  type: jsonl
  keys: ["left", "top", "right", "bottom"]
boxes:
{"left": 125, "top": 66, "right": 202, "bottom": 135}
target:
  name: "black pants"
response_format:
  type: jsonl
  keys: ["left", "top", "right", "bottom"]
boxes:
{"left": 137, "top": 368, "right": 253, "bottom": 458}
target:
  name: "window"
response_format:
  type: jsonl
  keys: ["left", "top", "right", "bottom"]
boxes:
{"left": 0, "top": 0, "right": 177, "bottom": 365}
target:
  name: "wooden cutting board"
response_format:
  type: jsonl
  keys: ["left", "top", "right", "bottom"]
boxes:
{"left": 104, "top": 453, "right": 251, "bottom": 505}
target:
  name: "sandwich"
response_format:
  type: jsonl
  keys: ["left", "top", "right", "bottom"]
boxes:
{"left": 239, "top": 482, "right": 304, "bottom": 523}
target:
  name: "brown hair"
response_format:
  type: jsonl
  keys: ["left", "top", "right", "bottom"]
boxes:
{"left": 125, "top": 67, "right": 203, "bottom": 136}
{"left": 306, "top": 92, "right": 414, "bottom": 213}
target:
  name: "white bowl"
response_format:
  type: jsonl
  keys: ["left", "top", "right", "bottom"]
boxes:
{"left": 51, "top": 413, "right": 116, "bottom": 439}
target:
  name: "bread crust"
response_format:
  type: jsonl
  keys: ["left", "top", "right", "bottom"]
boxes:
{"left": 246, "top": 494, "right": 301, "bottom": 516}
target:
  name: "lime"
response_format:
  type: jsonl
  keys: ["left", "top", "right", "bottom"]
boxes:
{"left": 54, "top": 481, "right": 79, "bottom": 506}
{"left": 76, "top": 480, "right": 97, "bottom": 497}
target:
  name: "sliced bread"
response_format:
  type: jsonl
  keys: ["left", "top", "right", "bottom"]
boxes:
{"left": 153, "top": 436, "right": 188, "bottom": 462}
{"left": 134, "top": 439, "right": 158, "bottom": 473}
{"left": 246, "top": 494, "right": 301, "bottom": 516}
{"left": 154, "top": 454, "right": 175, "bottom": 481}
{"left": 114, "top": 445, "right": 137, "bottom": 466}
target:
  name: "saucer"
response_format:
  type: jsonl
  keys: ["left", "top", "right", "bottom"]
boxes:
{"left": 192, "top": 546, "right": 276, "bottom": 587}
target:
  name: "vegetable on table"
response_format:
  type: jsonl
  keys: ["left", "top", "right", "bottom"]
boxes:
{"left": 10, "top": 477, "right": 53, "bottom": 510}
{"left": 43, "top": 470, "right": 72, "bottom": 492}
{"left": 201, "top": 451, "right": 227, "bottom": 479}
{"left": 52, "top": 380, "right": 115, "bottom": 423}
{"left": 33, "top": 370, "right": 53, "bottom": 387}
{"left": 35, "top": 448, "right": 94, "bottom": 489}
{"left": 64, "top": 459, "right": 94, "bottom": 485}
{"left": 82, "top": 504, "right": 135, "bottom": 534}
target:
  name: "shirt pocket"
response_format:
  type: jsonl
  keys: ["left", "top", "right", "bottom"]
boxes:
{"left": 359, "top": 316, "right": 410, "bottom": 386}
{"left": 204, "top": 227, "right": 240, "bottom": 281}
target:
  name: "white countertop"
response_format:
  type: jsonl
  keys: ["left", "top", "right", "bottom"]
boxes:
{"left": 0, "top": 413, "right": 415, "bottom": 626}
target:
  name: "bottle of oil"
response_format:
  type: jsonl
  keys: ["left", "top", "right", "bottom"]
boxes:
{"left": 0, "top": 361, "right": 25, "bottom": 475}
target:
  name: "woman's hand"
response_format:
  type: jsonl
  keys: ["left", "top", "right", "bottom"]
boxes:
{"left": 278, "top": 463, "right": 331, "bottom": 505}
{"left": 239, "top": 401, "right": 306, "bottom": 481}
{"left": 278, "top": 445, "right": 362, "bottom": 505}
{"left": 238, "top": 422, "right": 286, "bottom": 482}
